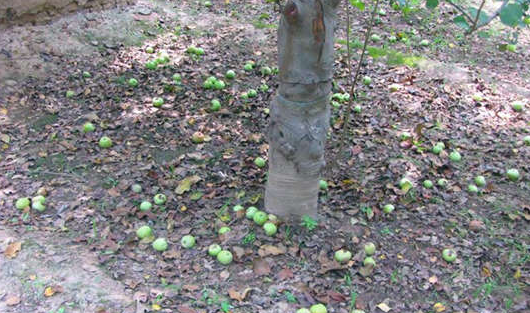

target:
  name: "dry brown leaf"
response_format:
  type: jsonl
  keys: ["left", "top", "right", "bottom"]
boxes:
{"left": 258, "top": 245, "right": 286, "bottom": 257}
{"left": 176, "top": 305, "right": 197, "bottom": 313}
{"left": 4, "top": 241, "right": 22, "bottom": 258}
{"left": 228, "top": 288, "right": 254, "bottom": 302}
{"left": 253, "top": 258, "right": 271, "bottom": 276}
{"left": 175, "top": 175, "right": 201, "bottom": 195}
{"left": 428, "top": 275, "right": 438, "bottom": 284}
{"left": 277, "top": 268, "right": 294, "bottom": 281}
{"left": 5, "top": 295, "right": 20, "bottom": 306}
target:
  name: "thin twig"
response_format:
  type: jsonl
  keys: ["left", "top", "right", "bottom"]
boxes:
{"left": 474, "top": 0, "right": 510, "bottom": 30}
{"left": 335, "top": 0, "right": 381, "bottom": 165}
{"left": 467, "top": 0, "right": 486, "bottom": 34}
{"left": 446, "top": 0, "right": 473, "bottom": 22}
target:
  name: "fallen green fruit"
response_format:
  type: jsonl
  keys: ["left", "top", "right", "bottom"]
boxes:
{"left": 442, "top": 248, "right": 457, "bottom": 262}
{"left": 263, "top": 222, "right": 277, "bottom": 236}
{"left": 99, "top": 136, "right": 112, "bottom": 148}
{"left": 370, "top": 34, "right": 381, "bottom": 42}
{"left": 432, "top": 144, "right": 443, "bottom": 154}
{"left": 181, "top": 235, "right": 196, "bottom": 249}
{"left": 253, "top": 211, "right": 268, "bottom": 226}
{"left": 15, "top": 197, "right": 30, "bottom": 210}
{"left": 217, "top": 250, "right": 233, "bottom": 265}
{"left": 468, "top": 184, "right": 478, "bottom": 194}
{"left": 353, "top": 105, "right": 362, "bottom": 113}
{"left": 153, "top": 194, "right": 167, "bottom": 205}
{"left": 186, "top": 46, "right": 197, "bottom": 54}
{"left": 254, "top": 157, "right": 266, "bottom": 168}
{"left": 310, "top": 303, "right": 327, "bottom": 313}
{"left": 240, "top": 92, "right": 249, "bottom": 99}
{"left": 261, "top": 66, "right": 272, "bottom": 75}
{"left": 524, "top": 135, "right": 530, "bottom": 146}
{"left": 172, "top": 73, "right": 181, "bottom": 82}
{"left": 145, "top": 61, "right": 157, "bottom": 70}
{"left": 246, "top": 206, "right": 258, "bottom": 219}
{"left": 383, "top": 204, "right": 394, "bottom": 214}
{"left": 506, "top": 44, "right": 516, "bottom": 53}
{"left": 211, "top": 99, "right": 221, "bottom": 111}
{"left": 364, "top": 242, "right": 376, "bottom": 255}
{"left": 420, "top": 39, "right": 429, "bottom": 46}
{"left": 128, "top": 78, "right": 138, "bottom": 87}
{"left": 32, "top": 195, "right": 45, "bottom": 204}
{"left": 363, "top": 256, "right": 376, "bottom": 267}
{"left": 152, "top": 238, "right": 168, "bottom": 251}
{"left": 82, "top": 71, "right": 91, "bottom": 78}
{"left": 244, "top": 63, "right": 254, "bottom": 71}
{"left": 195, "top": 47, "right": 205, "bottom": 55}
{"left": 191, "top": 132, "right": 205, "bottom": 144}
{"left": 225, "top": 70, "right": 236, "bottom": 79}
{"left": 233, "top": 204, "right": 244, "bottom": 212}
{"left": 32, "top": 201, "right": 46, "bottom": 212}
{"left": 83, "top": 122, "right": 95, "bottom": 133}
{"left": 136, "top": 225, "right": 152, "bottom": 239}
{"left": 449, "top": 150, "right": 461, "bottom": 162}
{"left": 334, "top": 249, "right": 352, "bottom": 263}
{"left": 319, "top": 179, "right": 328, "bottom": 190}
{"left": 506, "top": 168, "right": 520, "bottom": 181}
{"left": 218, "top": 226, "right": 231, "bottom": 235}
{"left": 511, "top": 101, "right": 524, "bottom": 112}
{"left": 389, "top": 84, "right": 401, "bottom": 92}
{"left": 139, "top": 201, "right": 152, "bottom": 211}
{"left": 145, "top": 46, "right": 154, "bottom": 53}
{"left": 423, "top": 180, "right": 433, "bottom": 189}
{"left": 474, "top": 175, "right": 486, "bottom": 187}
{"left": 437, "top": 178, "right": 447, "bottom": 187}
{"left": 399, "top": 178, "right": 412, "bottom": 189}
{"left": 152, "top": 97, "right": 164, "bottom": 107}
{"left": 296, "top": 309, "right": 311, "bottom": 313}
{"left": 260, "top": 84, "right": 269, "bottom": 92}
{"left": 66, "top": 90, "right": 75, "bottom": 98}
{"left": 362, "top": 76, "right": 372, "bottom": 85}
{"left": 214, "top": 80, "right": 225, "bottom": 90}
{"left": 247, "top": 89, "right": 257, "bottom": 98}
{"left": 208, "top": 244, "right": 222, "bottom": 256}
{"left": 131, "top": 184, "right": 142, "bottom": 193}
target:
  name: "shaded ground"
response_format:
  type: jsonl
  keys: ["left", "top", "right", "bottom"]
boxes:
{"left": 1, "top": 0, "right": 529, "bottom": 313}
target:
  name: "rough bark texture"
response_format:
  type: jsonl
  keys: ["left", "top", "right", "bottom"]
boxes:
{"left": 265, "top": 0, "right": 340, "bottom": 218}
{"left": 0, "top": 0, "right": 136, "bottom": 27}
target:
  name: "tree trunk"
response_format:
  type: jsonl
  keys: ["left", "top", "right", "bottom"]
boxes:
{"left": 265, "top": 0, "right": 340, "bottom": 219}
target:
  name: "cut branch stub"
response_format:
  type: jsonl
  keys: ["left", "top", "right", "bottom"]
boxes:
{"left": 266, "top": 0, "right": 339, "bottom": 219}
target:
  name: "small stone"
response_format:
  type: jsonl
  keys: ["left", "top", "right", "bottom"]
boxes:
{"left": 469, "top": 220, "right": 485, "bottom": 231}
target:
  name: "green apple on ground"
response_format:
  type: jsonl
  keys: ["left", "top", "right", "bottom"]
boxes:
{"left": 233, "top": 204, "right": 244, "bottom": 212}
{"left": 253, "top": 211, "right": 268, "bottom": 225}
{"left": 32, "top": 201, "right": 46, "bottom": 212}
{"left": 195, "top": 47, "right": 205, "bottom": 55}
{"left": 399, "top": 178, "right": 412, "bottom": 190}
{"left": 472, "top": 94, "right": 483, "bottom": 102}
{"left": 353, "top": 105, "right": 362, "bottom": 113}
{"left": 442, "top": 248, "right": 457, "bottom": 262}
{"left": 364, "top": 242, "right": 376, "bottom": 255}
{"left": 210, "top": 99, "right": 221, "bottom": 111}
{"left": 83, "top": 122, "right": 95, "bottom": 133}
{"left": 98, "top": 136, "right": 112, "bottom": 148}
{"left": 181, "top": 235, "right": 196, "bottom": 249}
{"left": 437, "top": 178, "right": 447, "bottom": 187}
{"left": 319, "top": 179, "right": 328, "bottom": 190}
{"left": 246, "top": 206, "right": 258, "bottom": 219}
{"left": 362, "top": 76, "right": 372, "bottom": 85}
{"left": 524, "top": 17, "right": 530, "bottom": 25}
{"left": 263, "top": 108, "right": 270, "bottom": 114}
{"left": 263, "top": 222, "right": 277, "bottom": 236}
{"left": 378, "top": 8, "right": 386, "bottom": 15}
{"left": 370, "top": 34, "right": 381, "bottom": 42}
{"left": 254, "top": 157, "right": 266, "bottom": 168}
{"left": 247, "top": 89, "right": 258, "bottom": 98}
{"left": 128, "top": 78, "right": 138, "bottom": 87}
{"left": 449, "top": 150, "right": 461, "bottom": 162}
{"left": 15, "top": 197, "right": 31, "bottom": 210}
{"left": 191, "top": 132, "right": 205, "bottom": 144}
{"left": 131, "top": 184, "right": 142, "bottom": 193}
{"left": 136, "top": 225, "right": 152, "bottom": 239}
{"left": 214, "top": 80, "right": 225, "bottom": 90}
{"left": 186, "top": 46, "right": 197, "bottom": 54}
{"left": 268, "top": 214, "right": 278, "bottom": 222}
{"left": 153, "top": 194, "right": 166, "bottom": 205}
{"left": 203, "top": 80, "right": 213, "bottom": 89}
{"left": 145, "top": 61, "right": 157, "bottom": 70}
{"left": 296, "top": 309, "right": 311, "bottom": 313}
{"left": 152, "top": 238, "right": 168, "bottom": 251}
{"left": 66, "top": 90, "right": 75, "bottom": 98}
{"left": 172, "top": 73, "right": 181, "bottom": 82}
{"left": 217, "top": 250, "right": 233, "bottom": 265}
{"left": 363, "top": 257, "right": 376, "bottom": 267}
{"left": 506, "top": 44, "right": 516, "bottom": 53}
{"left": 261, "top": 66, "right": 272, "bottom": 75}
{"left": 260, "top": 84, "right": 269, "bottom": 92}
{"left": 159, "top": 52, "right": 170, "bottom": 63}
{"left": 423, "top": 180, "right": 433, "bottom": 189}
{"left": 218, "top": 226, "right": 231, "bottom": 235}
{"left": 208, "top": 244, "right": 222, "bottom": 256}
{"left": 145, "top": 46, "right": 154, "bottom": 53}
{"left": 225, "top": 70, "right": 236, "bottom": 79}
{"left": 244, "top": 62, "right": 254, "bottom": 71}
{"left": 139, "top": 201, "right": 152, "bottom": 211}
{"left": 524, "top": 136, "right": 530, "bottom": 146}
{"left": 32, "top": 195, "right": 45, "bottom": 204}
{"left": 468, "top": 184, "right": 478, "bottom": 193}
{"left": 82, "top": 71, "right": 91, "bottom": 78}
{"left": 389, "top": 84, "right": 401, "bottom": 92}
{"left": 240, "top": 92, "right": 249, "bottom": 99}
{"left": 420, "top": 39, "right": 429, "bottom": 46}
{"left": 334, "top": 249, "right": 352, "bottom": 263}
{"left": 152, "top": 97, "right": 164, "bottom": 107}
{"left": 432, "top": 142, "right": 444, "bottom": 154}
{"left": 511, "top": 101, "right": 524, "bottom": 112}
{"left": 310, "top": 303, "right": 327, "bottom": 313}
{"left": 506, "top": 168, "right": 520, "bottom": 181}
{"left": 474, "top": 175, "right": 486, "bottom": 187}
{"left": 383, "top": 204, "right": 394, "bottom": 213}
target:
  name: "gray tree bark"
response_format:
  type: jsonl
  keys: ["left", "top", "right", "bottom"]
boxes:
{"left": 265, "top": 0, "right": 340, "bottom": 218}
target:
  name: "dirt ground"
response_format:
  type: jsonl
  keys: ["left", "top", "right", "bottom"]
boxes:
{"left": 0, "top": 0, "right": 529, "bottom": 312}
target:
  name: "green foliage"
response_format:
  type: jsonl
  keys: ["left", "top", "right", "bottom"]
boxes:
{"left": 300, "top": 215, "right": 318, "bottom": 231}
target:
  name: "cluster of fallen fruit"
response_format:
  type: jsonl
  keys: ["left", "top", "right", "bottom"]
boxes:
{"left": 15, "top": 43, "right": 529, "bottom": 313}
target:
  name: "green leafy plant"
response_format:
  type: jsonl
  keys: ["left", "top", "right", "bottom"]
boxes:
{"left": 242, "top": 231, "right": 256, "bottom": 245}
{"left": 300, "top": 215, "right": 318, "bottom": 231}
